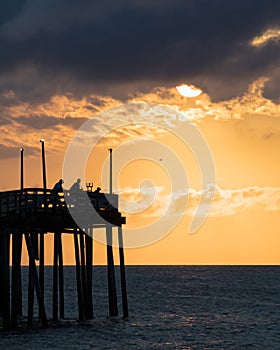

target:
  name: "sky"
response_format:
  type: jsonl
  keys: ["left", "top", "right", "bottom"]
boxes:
{"left": 1, "top": 0, "right": 280, "bottom": 264}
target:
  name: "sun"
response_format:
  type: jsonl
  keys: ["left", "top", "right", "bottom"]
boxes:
{"left": 176, "top": 84, "right": 203, "bottom": 97}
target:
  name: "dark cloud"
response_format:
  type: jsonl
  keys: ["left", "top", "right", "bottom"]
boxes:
{"left": 0, "top": 143, "right": 37, "bottom": 159}
{"left": 0, "top": 0, "right": 279, "bottom": 101}
{"left": 0, "top": 1, "right": 27, "bottom": 27}
{"left": 17, "top": 115, "right": 89, "bottom": 130}
{"left": 0, "top": 143, "right": 19, "bottom": 159}
{"left": 0, "top": 114, "right": 13, "bottom": 126}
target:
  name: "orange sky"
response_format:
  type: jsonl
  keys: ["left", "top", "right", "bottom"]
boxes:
{"left": 2, "top": 78, "right": 280, "bottom": 265}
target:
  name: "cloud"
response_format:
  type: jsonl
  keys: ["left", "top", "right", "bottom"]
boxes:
{"left": 0, "top": 76, "right": 279, "bottom": 160}
{"left": 251, "top": 28, "right": 280, "bottom": 47}
{"left": 0, "top": 142, "right": 37, "bottom": 159}
{"left": 130, "top": 78, "right": 280, "bottom": 124}
{"left": 0, "top": 0, "right": 279, "bottom": 101}
{"left": 119, "top": 184, "right": 280, "bottom": 221}
{"left": 0, "top": 93, "right": 120, "bottom": 149}
{"left": 17, "top": 115, "right": 89, "bottom": 130}
{"left": 186, "top": 185, "right": 280, "bottom": 216}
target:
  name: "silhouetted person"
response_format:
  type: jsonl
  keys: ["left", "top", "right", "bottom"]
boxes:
{"left": 53, "top": 179, "right": 63, "bottom": 194}
{"left": 70, "top": 178, "right": 82, "bottom": 204}
{"left": 93, "top": 186, "right": 101, "bottom": 194}
{"left": 70, "top": 178, "right": 82, "bottom": 193}
{"left": 52, "top": 179, "right": 63, "bottom": 207}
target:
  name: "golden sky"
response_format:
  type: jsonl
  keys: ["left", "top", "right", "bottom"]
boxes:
{"left": 2, "top": 78, "right": 280, "bottom": 265}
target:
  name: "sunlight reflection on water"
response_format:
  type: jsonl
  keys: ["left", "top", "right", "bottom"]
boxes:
{"left": 3, "top": 266, "right": 280, "bottom": 349}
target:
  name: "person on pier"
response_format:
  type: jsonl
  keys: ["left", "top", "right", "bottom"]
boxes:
{"left": 69, "top": 178, "right": 82, "bottom": 205}
{"left": 93, "top": 186, "right": 101, "bottom": 194}
{"left": 53, "top": 179, "right": 64, "bottom": 194}
{"left": 52, "top": 179, "right": 64, "bottom": 206}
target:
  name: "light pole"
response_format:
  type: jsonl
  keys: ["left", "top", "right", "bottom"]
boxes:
{"left": 108, "top": 148, "right": 112, "bottom": 194}
{"left": 40, "top": 139, "right": 47, "bottom": 192}
{"left": 20, "top": 148, "right": 24, "bottom": 190}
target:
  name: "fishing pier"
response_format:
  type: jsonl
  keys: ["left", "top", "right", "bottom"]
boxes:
{"left": 0, "top": 145, "right": 128, "bottom": 331}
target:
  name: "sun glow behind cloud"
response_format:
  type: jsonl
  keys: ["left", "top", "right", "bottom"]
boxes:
{"left": 176, "top": 84, "right": 203, "bottom": 97}
{"left": 0, "top": 78, "right": 279, "bottom": 159}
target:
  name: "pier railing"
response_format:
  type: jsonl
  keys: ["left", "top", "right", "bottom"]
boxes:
{"left": 0, "top": 188, "right": 120, "bottom": 217}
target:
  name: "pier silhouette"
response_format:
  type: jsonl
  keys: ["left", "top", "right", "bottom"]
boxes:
{"left": 0, "top": 144, "right": 127, "bottom": 331}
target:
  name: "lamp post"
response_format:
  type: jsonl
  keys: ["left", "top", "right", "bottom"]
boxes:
{"left": 108, "top": 148, "right": 112, "bottom": 194}
{"left": 40, "top": 139, "right": 47, "bottom": 192}
{"left": 20, "top": 148, "right": 24, "bottom": 190}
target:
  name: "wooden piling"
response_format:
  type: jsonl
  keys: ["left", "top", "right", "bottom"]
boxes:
{"left": 58, "top": 232, "right": 65, "bottom": 319}
{"left": 17, "top": 234, "right": 23, "bottom": 317}
{"left": 79, "top": 231, "right": 88, "bottom": 317}
{"left": 52, "top": 232, "right": 59, "bottom": 321}
{"left": 0, "top": 231, "right": 11, "bottom": 330}
{"left": 27, "top": 256, "right": 34, "bottom": 326}
{"left": 0, "top": 233, "right": 3, "bottom": 318}
{"left": 39, "top": 232, "right": 45, "bottom": 311}
{"left": 118, "top": 226, "right": 128, "bottom": 318}
{"left": 11, "top": 232, "right": 22, "bottom": 328}
{"left": 106, "top": 224, "right": 118, "bottom": 317}
{"left": 85, "top": 231, "right": 93, "bottom": 319}
{"left": 25, "top": 233, "right": 48, "bottom": 327}
{"left": 31, "top": 232, "right": 39, "bottom": 260}
{"left": 73, "top": 230, "right": 85, "bottom": 321}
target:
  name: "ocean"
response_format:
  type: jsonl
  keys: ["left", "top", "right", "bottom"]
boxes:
{"left": 1, "top": 266, "right": 280, "bottom": 349}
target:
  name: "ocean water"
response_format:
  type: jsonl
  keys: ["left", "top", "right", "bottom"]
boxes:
{"left": 1, "top": 266, "right": 280, "bottom": 349}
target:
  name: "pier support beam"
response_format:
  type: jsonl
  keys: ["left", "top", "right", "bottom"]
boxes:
{"left": 85, "top": 230, "right": 93, "bottom": 319}
{"left": 58, "top": 232, "right": 64, "bottom": 319}
{"left": 24, "top": 233, "right": 48, "bottom": 327}
{"left": 0, "top": 231, "right": 11, "bottom": 330}
{"left": 39, "top": 232, "right": 45, "bottom": 315}
{"left": 118, "top": 226, "right": 128, "bottom": 318}
{"left": 11, "top": 231, "right": 23, "bottom": 328}
{"left": 106, "top": 224, "right": 118, "bottom": 317}
{"left": 79, "top": 231, "right": 88, "bottom": 317}
{"left": 52, "top": 232, "right": 59, "bottom": 321}
{"left": 73, "top": 229, "right": 85, "bottom": 321}
{"left": 27, "top": 254, "right": 34, "bottom": 326}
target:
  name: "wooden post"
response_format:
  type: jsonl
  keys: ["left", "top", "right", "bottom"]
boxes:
{"left": 17, "top": 234, "right": 23, "bottom": 317}
{"left": 73, "top": 230, "right": 84, "bottom": 321}
{"left": 24, "top": 233, "right": 48, "bottom": 327}
{"left": 58, "top": 232, "right": 65, "bottom": 319}
{"left": 85, "top": 231, "right": 93, "bottom": 319}
{"left": 27, "top": 256, "right": 34, "bottom": 326}
{"left": 0, "top": 231, "right": 10, "bottom": 330}
{"left": 118, "top": 226, "right": 128, "bottom": 318}
{"left": 79, "top": 231, "right": 88, "bottom": 317}
{"left": 52, "top": 232, "right": 59, "bottom": 321}
{"left": 11, "top": 232, "right": 22, "bottom": 328}
{"left": 39, "top": 232, "right": 44, "bottom": 318}
{"left": 31, "top": 232, "right": 39, "bottom": 260}
{"left": 106, "top": 224, "right": 118, "bottom": 317}
{"left": 0, "top": 232, "right": 3, "bottom": 318}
